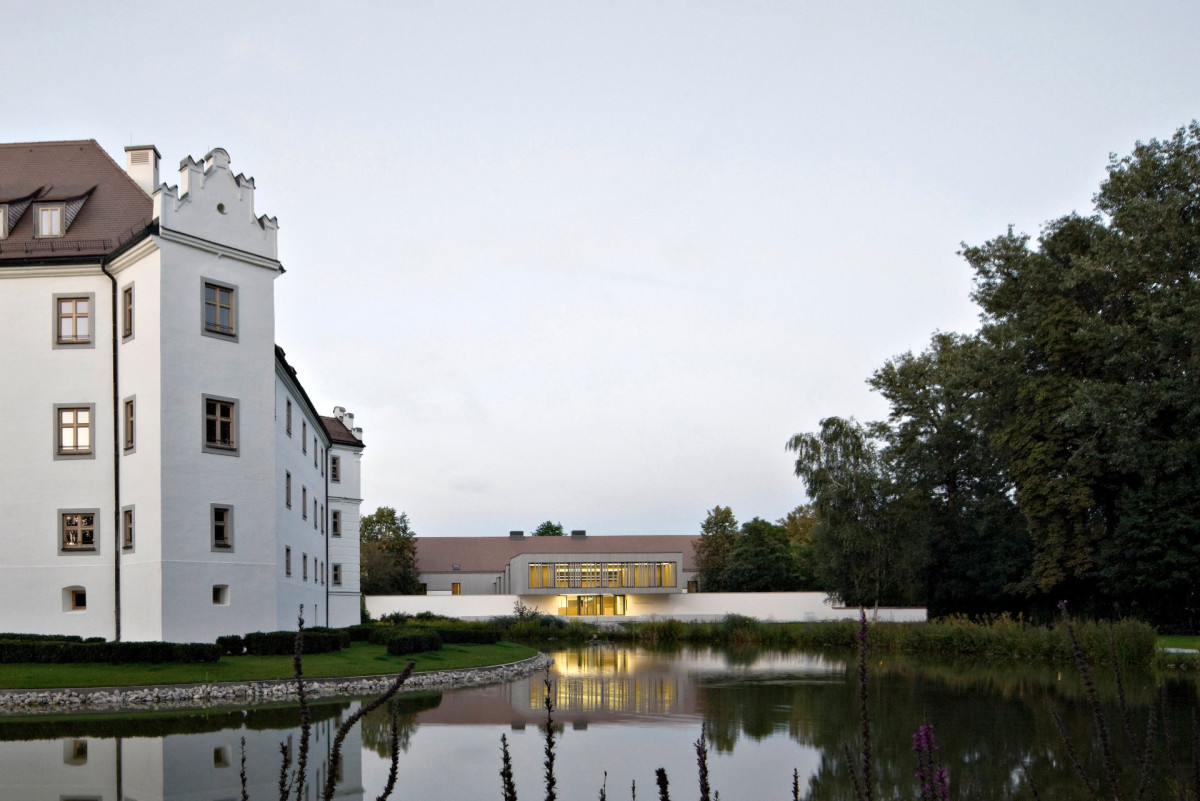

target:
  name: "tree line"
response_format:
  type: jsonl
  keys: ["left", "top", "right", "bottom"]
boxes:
{"left": 784, "top": 122, "right": 1200, "bottom": 629}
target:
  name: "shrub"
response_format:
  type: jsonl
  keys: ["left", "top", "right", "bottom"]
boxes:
{"left": 0, "top": 638, "right": 220, "bottom": 664}
{"left": 244, "top": 629, "right": 349, "bottom": 656}
{"left": 216, "top": 635, "right": 245, "bottom": 656}
{"left": 386, "top": 630, "right": 442, "bottom": 656}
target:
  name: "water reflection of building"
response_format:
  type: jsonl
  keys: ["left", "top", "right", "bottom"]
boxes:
{"left": 1, "top": 703, "right": 364, "bottom": 801}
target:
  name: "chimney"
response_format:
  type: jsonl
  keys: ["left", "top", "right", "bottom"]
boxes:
{"left": 125, "top": 145, "right": 161, "bottom": 196}
{"left": 509, "top": 530, "right": 525, "bottom": 539}
{"left": 343, "top": 412, "right": 354, "bottom": 432}
{"left": 571, "top": 530, "right": 586, "bottom": 539}
{"left": 333, "top": 406, "right": 346, "bottom": 420}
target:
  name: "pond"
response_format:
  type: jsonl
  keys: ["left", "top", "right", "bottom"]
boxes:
{"left": 1, "top": 644, "right": 1195, "bottom": 800}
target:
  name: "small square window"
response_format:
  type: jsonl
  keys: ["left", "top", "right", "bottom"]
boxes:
{"left": 72, "top": 589, "right": 87, "bottom": 610}
{"left": 203, "top": 396, "right": 237, "bottom": 453}
{"left": 64, "top": 738, "right": 88, "bottom": 765}
{"left": 62, "top": 513, "right": 96, "bottom": 551}
{"left": 212, "top": 505, "right": 233, "bottom": 550}
{"left": 36, "top": 204, "right": 64, "bottom": 238}
{"left": 331, "top": 456, "right": 341, "bottom": 483}
{"left": 203, "top": 281, "right": 236, "bottom": 336}
{"left": 214, "top": 746, "right": 231, "bottom": 768}
{"left": 57, "top": 297, "right": 91, "bottom": 344}
{"left": 212, "top": 585, "right": 229, "bottom": 605}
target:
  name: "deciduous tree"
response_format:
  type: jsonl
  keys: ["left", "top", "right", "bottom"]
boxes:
{"left": 360, "top": 507, "right": 421, "bottom": 595}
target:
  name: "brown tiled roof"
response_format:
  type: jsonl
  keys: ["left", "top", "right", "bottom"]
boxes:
{"left": 0, "top": 140, "right": 153, "bottom": 261}
{"left": 321, "top": 415, "right": 364, "bottom": 447}
{"left": 416, "top": 535, "right": 700, "bottom": 574}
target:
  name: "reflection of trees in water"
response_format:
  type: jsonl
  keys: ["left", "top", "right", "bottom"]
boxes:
{"left": 360, "top": 691, "right": 442, "bottom": 757}
{"left": 695, "top": 651, "right": 1198, "bottom": 800}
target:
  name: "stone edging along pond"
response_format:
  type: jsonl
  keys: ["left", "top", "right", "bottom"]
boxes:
{"left": 0, "top": 653, "right": 554, "bottom": 715}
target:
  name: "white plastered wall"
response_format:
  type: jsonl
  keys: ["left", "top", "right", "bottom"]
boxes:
{"left": 0, "top": 264, "right": 116, "bottom": 638}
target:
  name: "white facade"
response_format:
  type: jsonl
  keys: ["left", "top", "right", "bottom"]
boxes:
{"left": 0, "top": 141, "right": 363, "bottom": 641}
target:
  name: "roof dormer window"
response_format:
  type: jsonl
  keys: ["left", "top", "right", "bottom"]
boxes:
{"left": 36, "top": 204, "right": 64, "bottom": 238}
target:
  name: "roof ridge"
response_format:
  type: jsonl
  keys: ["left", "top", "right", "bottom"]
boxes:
{"left": 0, "top": 139, "right": 100, "bottom": 149}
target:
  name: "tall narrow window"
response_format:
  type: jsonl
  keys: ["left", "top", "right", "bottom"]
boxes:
{"left": 212, "top": 506, "right": 233, "bottom": 549}
{"left": 302, "top": 553, "right": 308, "bottom": 581}
{"left": 332, "top": 564, "right": 342, "bottom": 586}
{"left": 302, "top": 487, "right": 307, "bottom": 518}
{"left": 313, "top": 438, "right": 317, "bottom": 467}
{"left": 331, "top": 456, "right": 341, "bottom": 483}
{"left": 123, "top": 399, "right": 135, "bottom": 450}
{"left": 58, "top": 407, "right": 91, "bottom": 455}
{"left": 122, "top": 286, "right": 134, "bottom": 339}
{"left": 61, "top": 513, "right": 96, "bottom": 551}
{"left": 286, "top": 472, "right": 292, "bottom": 507}
{"left": 302, "top": 422, "right": 307, "bottom": 452}
{"left": 313, "top": 499, "right": 317, "bottom": 529}
{"left": 332, "top": 510, "right": 341, "bottom": 537}
{"left": 122, "top": 508, "right": 134, "bottom": 550}
{"left": 204, "top": 397, "right": 237, "bottom": 452}
{"left": 203, "top": 281, "right": 236, "bottom": 336}
{"left": 285, "top": 546, "right": 292, "bottom": 576}
{"left": 286, "top": 400, "right": 293, "bottom": 435}
{"left": 57, "top": 297, "right": 91, "bottom": 344}
{"left": 451, "top": 583, "right": 461, "bottom": 596}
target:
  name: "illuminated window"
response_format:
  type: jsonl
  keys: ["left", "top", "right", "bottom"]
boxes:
{"left": 451, "top": 583, "right": 461, "bottom": 595}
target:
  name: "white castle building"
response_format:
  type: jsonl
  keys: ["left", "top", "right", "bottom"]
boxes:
{"left": 0, "top": 140, "right": 363, "bottom": 642}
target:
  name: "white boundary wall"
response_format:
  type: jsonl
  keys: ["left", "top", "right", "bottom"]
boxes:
{"left": 366, "top": 592, "right": 926, "bottom": 623}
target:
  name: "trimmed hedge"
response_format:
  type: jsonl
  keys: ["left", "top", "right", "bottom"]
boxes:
{"left": 385, "top": 630, "right": 442, "bottom": 656}
{"left": 0, "top": 632, "right": 84, "bottom": 643}
{"left": 242, "top": 629, "right": 350, "bottom": 656}
{"left": 216, "top": 635, "right": 245, "bottom": 656}
{"left": 0, "top": 639, "right": 220, "bottom": 664}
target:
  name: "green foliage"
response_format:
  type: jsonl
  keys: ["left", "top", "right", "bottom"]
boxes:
{"left": 243, "top": 629, "right": 349, "bottom": 656}
{"left": 0, "top": 638, "right": 221, "bottom": 664}
{"left": 533, "top": 520, "right": 565, "bottom": 537}
{"left": 216, "top": 635, "right": 245, "bottom": 656}
{"left": 787, "top": 418, "right": 925, "bottom": 607}
{"left": 693, "top": 505, "right": 739, "bottom": 591}
{"left": 787, "top": 122, "right": 1200, "bottom": 628}
{"left": 693, "top": 507, "right": 810, "bottom": 592}
{"left": 385, "top": 630, "right": 443, "bottom": 656}
{"left": 360, "top": 507, "right": 422, "bottom": 595}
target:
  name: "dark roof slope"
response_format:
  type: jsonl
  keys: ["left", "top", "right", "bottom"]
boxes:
{"left": 0, "top": 140, "right": 153, "bottom": 260}
{"left": 321, "top": 415, "right": 364, "bottom": 447}
{"left": 416, "top": 535, "right": 700, "bottom": 574}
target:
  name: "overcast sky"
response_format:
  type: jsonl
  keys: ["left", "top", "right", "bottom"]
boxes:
{"left": 6, "top": 2, "right": 1198, "bottom": 536}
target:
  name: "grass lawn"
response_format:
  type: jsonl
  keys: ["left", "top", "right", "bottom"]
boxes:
{"left": 1157, "top": 635, "right": 1200, "bottom": 651}
{"left": 0, "top": 641, "right": 539, "bottom": 690}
